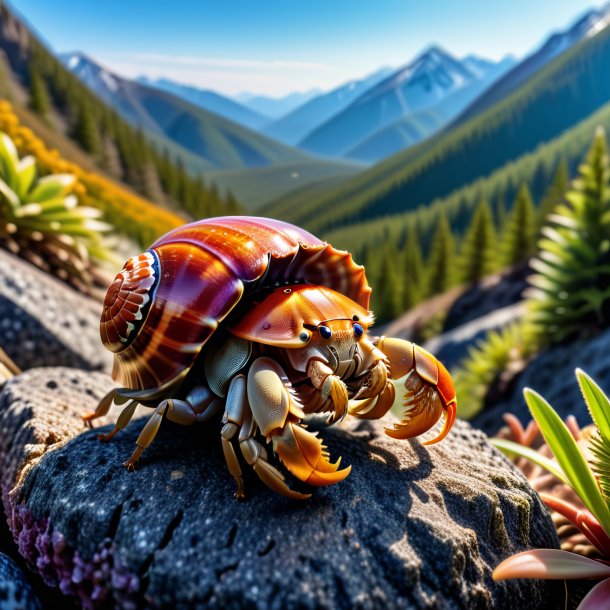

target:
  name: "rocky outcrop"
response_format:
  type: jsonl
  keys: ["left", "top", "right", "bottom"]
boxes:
{"left": 0, "top": 367, "right": 561, "bottom": 609}
{"left": 0, "top": 249, "right": 112, "bottom": 373}
{"left": 424, "top": 303, "right": 524, "bottom": 370}
{"left": 473, "top": 326, "right": 610, "bottom": 436}
{"left": 443, "top": 264, "right": 529, "bottom": 332}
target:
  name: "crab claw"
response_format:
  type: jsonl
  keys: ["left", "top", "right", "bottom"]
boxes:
{"left": 272, "top": 421, "right": 351, "bottom": 486}
{"left": 384, "top": 343, "right": 457, "bottom": 444}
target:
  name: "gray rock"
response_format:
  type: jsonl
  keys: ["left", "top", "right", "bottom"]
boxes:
{"left": 0, "top": 249, "right": 112, "bottom": 373}
{"left": 424, "top": 303, "right": 524, "bottom": 370}
{"left": 473, "top": 326, "right": 610, "bottom": 436}
{"left": 0, "top": 367, "right": 561, "bottom": 610}
{"left": 443, "top": 264, "right": 528, "bottom": 332}
{"left": 0, "top": 552, "right": 42, "bottom": 610}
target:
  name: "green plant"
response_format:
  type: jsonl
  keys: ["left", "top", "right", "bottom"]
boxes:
{"left": 501, "top": 183, "right": 536, "bottom": 266}
{"left": 491, "top": 370, "right": 610, "bottom": 609}
{"left": 458, "top": 199, "right": 497, "bottom": 284}
{"left": 452, "top": 322, "right": 533, "bottom": 419}
{"left": 527, "top": 128, "right": 610, "bottom": 346}
{"left": 0, "top": 131, "right": 115, "bottom": 288}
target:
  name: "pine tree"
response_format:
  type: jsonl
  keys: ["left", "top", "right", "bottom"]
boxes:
{"left": 426, "top": 211, "right": 455, "bottom": 296}
{"left": 459, "top": 200, "right": 496, "bottom": 284}
{"left": 72, "top": 101, "right": 100, "bottom": 155}
{"left": 528, "top": 128, "right": 610, "bottom": 345}
{"left": 402, "top": 224, "right": 424, "bottom": 310}
{"left": 538, "top": 157, "right": 569, "bottom": 227}
{"left": 376, "top": 244, "right": 403, "bottom": 323}
{"left": 28, "top": 64, "right": 50, "bottom": 118}
{"left": 501, "top": 184, "right": 536, "bottom": 266}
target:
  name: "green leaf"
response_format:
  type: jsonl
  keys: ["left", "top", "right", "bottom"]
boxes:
{"left": 26, "top": 174, "right": 75, "bottom": 202}
{"left": 0, "top": 132, "right": 19, "bottom": 191}
{"left": 524, "top": 388, "right": 610, "bottom": 531}
{"left": 0, "top": 177, "right": 19, "bottom": 212}
{"left": 490, "top": 438, "right": 570, "bottom": 485}
{"left": 15, "top": 155, "right": 37, "bottom": 199}
{"left": 577, "top": 369, "right": 610, "bottom": 444}
{"left": 493, "top": 549, "right": 610, "bottom": 581}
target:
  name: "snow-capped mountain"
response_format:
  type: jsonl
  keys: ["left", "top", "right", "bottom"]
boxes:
{"left": 62, "top": 52, "right": 120, "bottom": 97}
{"left": 456, "top": 5, "right": 610, "bottom": 123}
{"left": 60, "top": 52, "right": 310, "bottom": 171}
{"left": 262, "top": 67, "right": 393, "bottom": 145}
{"left": 299, "top": 46, "right": 515, "bottom": 160}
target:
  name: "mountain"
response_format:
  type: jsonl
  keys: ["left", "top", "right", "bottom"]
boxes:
{"left": 0, "top": 4, "right": 239, "bottom": 224}
{"left": 236, "top": 89, "right": 322, "bottom": 119}
{"left": 456, "top": 5, "right": 610, "bottom": 123}
{"left": 298, "top": 47, "right": 515, "bottom": 161}
{"left": 262, "top": 67, "right": 393, "bottom": 145}
{"left": 263, "top": 13, "right": 610, "bottom": 235}
{"left": 135, "top": 76, "right": 271, "bottom": 131}
{"left": 344, "top": 56, "right": 515, "bottom": 163}
{"left": 61, "top": 52, "right": 309, "bottom": 171}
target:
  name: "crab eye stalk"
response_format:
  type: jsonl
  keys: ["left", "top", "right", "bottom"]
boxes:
{"left": 299, "top": 330, "right": 311, "bottom": 343}
{"left": 353, "top": 323, "right": 364, "bottom": 338}
{"left": 319, "top": 325, "right": 332, "bottom": 339}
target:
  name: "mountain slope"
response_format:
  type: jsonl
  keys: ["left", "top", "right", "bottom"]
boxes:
{"left": 264, "top": 14, "right": 610, "bottom": 235}
{"left": 262, "top": 67, "right": 393, "bottom": 146}
{"left": 135, "top": 76, "right": 270, "bottom": 131}
{"left": 207, "top": 158, "right": 362, "bottom": 210}
{"left": 0, "top": 3, "right": 239, "bottom": 227}
{"left": 62, "top": 52, "right": 309, "bottom": 171}
{"left": 298, "top": 47, "right": 513, "bottom": 160}
{"left": 456, "top": 6, "right": 610, "bottom": 124}
{"left": 343, "top": 59, "right": 513, "bottom": 163}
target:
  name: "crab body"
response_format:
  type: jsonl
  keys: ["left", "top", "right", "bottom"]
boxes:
{"left": 87, "top": 217, "right": 457, "bottom": 499}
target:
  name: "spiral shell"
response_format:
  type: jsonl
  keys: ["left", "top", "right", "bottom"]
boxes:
{"left": 100, "top": 216, "right": 370, "bottom": 394}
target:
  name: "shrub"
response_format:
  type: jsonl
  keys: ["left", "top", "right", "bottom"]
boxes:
{"left": 0, "top": 131, "right": 114, "bottom": 288}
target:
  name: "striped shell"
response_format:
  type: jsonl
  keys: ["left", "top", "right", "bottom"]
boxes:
{"left": 100, "top": 216, "right": 371, "bottom": 394}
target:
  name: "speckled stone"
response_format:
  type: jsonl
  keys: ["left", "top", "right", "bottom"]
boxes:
{"left": 0, "top": 552, "right": 42, "bottom": 610}
{"left": 0, "top": 367, "right": 562, "bottom": 610}
{"left": 0, "top": 249, "right": 112, "bottom": 373}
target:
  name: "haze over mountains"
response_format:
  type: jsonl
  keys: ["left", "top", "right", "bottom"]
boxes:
{"left": 53, "top": 3, "right": 610, "bottom": 218}
{"left": 60, "top": 52, "right": 310, "bottom": 172}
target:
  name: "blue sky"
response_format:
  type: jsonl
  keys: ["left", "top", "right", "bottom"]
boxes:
{"left": 14, "top": 0, "right": 597, "bottom": 97}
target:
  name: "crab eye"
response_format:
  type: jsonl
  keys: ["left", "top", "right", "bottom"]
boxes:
{"left": 299, "top": 330, "right": 311, "bottom": 343}
{"left": 319, "top": 325, "right": 332, "bottom": 339}
{"left": 353, "top": 323, "right": 364, "bottom": 338}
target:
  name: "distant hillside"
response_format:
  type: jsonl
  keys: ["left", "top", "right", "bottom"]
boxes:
{"left": 455, "top": 5, "right": 610, "bottom": 124}
{"left": 61, "top": 52, "right": 310, "bottom": 171}
{"left": 207, "top": 158, "right": 363, "bottom": 210}
{"left": 265, "top": 16, "right": 610, "bottom": 235}
{"left": 135, "top": 75, "right": 271, "bottom": 131}
{"left": 298, "top": 48, "right": 514, "bottom": 161}
{"left": 236, "top": 89, "right": 322, "bottom": 119}
{"left": 0, "top": 4, "right": 239, "bottom": 223}
{"left": 262, "top": 67, "right": 393, "bottom": 146}
{"left": 323, "top": 94, "right": 610, "bottom": 256}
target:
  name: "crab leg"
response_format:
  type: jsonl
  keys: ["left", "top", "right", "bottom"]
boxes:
{"left": 98, "top": 399, "right": 138, "bottom": 441}
{"left": 82, "top": 388, "right": 118, "bottom": 427}
{"left": 123, "top": 386, "right": 222, "bottom": 471}
{"left": 247, "top": 357, "right": 351, "bottom": 489}
{"left": 350, "top": 338, "right": 457, "bottom": 445}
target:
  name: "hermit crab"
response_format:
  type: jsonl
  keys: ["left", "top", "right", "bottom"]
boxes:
{"left": 86, "top": 217, "right": 457, "bottom": 499}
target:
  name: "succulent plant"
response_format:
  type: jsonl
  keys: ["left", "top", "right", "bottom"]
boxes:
{"left": 0, "top": 131, "right": 114, "bottom": 289}
{"left": 492, "top": 370, "right": 610, "bottom": 609}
